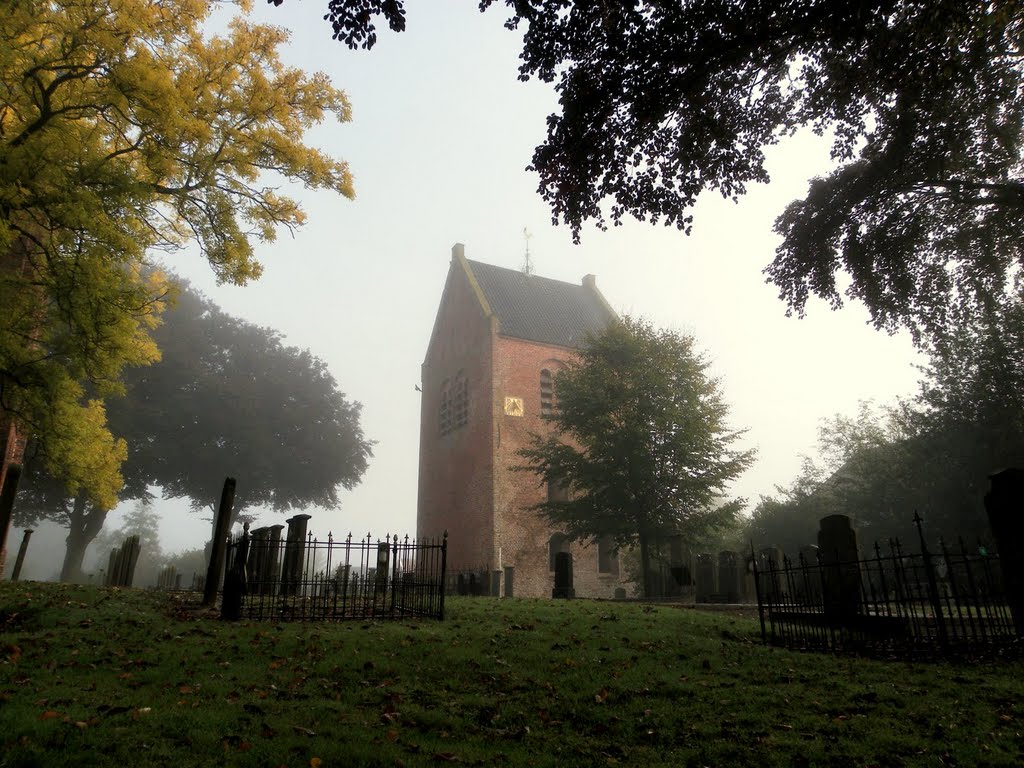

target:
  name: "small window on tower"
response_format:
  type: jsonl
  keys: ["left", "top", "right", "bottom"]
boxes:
{"left": 540, "top": 368, "right": 554, "bottom": 416}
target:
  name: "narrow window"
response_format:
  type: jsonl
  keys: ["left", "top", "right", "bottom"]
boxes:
{"left": 439, "top": 379, "right": 452, "bottom": 436}
{"left": 549, "top": 533, "right": 570, "bottom": 572}
{"left": 540, "top": 368, "right": 554, "bottom": 416}
{"left": 453, "top": 375, "right": 469, "bottom": 429}
{"left": 598, "top": 535, "right": 619, "bottom": 575}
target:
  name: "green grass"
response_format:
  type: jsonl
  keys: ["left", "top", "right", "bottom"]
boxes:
{"left": 1, "top": 582, "right": 1022, "bottom": 767}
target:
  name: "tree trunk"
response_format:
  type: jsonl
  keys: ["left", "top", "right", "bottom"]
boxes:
{"left": 60, "top": 493, "right": 109, "bottom": 583}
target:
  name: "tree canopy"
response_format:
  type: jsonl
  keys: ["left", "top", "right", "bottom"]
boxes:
{"left": 748, "top": 303, "right": 1024, "bottom": 552}
{"left": 518, "top": 317, "right": 753, "bottom": 597}
{"left": 302, "top": 0, "right": 1024, "bottom": 342}
{"left": 1, "top": 0, "right": 354, "bottom": 508}
{"left": 16, "top": 281, "right": 373, "bottom": 580}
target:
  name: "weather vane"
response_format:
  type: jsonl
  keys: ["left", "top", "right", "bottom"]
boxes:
{"left": 521, "top": 227, "right": 533, "bottom": 276}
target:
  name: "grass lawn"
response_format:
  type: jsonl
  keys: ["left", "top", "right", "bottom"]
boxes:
{"left": 1, "top": 581, "right": 1022, "bottom": 767}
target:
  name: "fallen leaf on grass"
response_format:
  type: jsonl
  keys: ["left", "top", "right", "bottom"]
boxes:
{"left": 293, "top": 725, "right": 316, "bottom": 737}
{"left": 594, "top": 688, "right": 610, "bottom": 704}
{"left": 311, "top": 759, "right": 322, "bottom": 768}
{"left": 386, "top": 729, "right": 399, "bottom": 742}
{"left": 40, "top": 710, "right": 60, "bottom": 720}
{"left": 433, "top": 752, "right": 460, "bottom": 762}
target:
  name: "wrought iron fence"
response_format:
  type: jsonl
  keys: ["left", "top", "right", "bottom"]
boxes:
{"left": 223, "top": 528, "right": 447, "bottom": 621}
{"left": 752, "top": 515, "right": 1019, "bottom": 657}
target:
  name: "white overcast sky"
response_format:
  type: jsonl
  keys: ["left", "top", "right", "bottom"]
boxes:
{"left": 100, "top": 2, "right": 923, "bottom": 556}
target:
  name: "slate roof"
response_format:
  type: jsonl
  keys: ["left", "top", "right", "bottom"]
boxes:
{"left": 466, "top": 259, "right": 616, "bottom": 349}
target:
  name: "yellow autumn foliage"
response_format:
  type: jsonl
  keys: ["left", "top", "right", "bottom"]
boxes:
{"left": 0, "top": 0, "right": 354, "bottom": 508}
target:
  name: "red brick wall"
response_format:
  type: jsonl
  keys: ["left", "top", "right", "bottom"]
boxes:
{"left": 491, "top": 336, "right": 626, "bottom": 598}
{"left": 416, "top": 258, "right": 496, "bottom": 571}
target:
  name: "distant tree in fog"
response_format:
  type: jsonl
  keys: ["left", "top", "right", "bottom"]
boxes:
{"left": 17, "top": 281, "right": 374, "bottom": 581}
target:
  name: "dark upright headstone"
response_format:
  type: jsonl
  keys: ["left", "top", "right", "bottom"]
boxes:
{"left": 695, "top": 553, "right": 715, "bottom": 603}
{"left": 985, "top": 468, "right": 1024, "bottom": 636}
{"left": 718, "top": 551, "right": 741, "bottom": 602}
{"left": 10, "top": 529, "right": 32, "bottom": 581}
{"left": 818, "top": 514, "right": 861, "bottom": 626}
{"left": 503, "top": 566, "right": 514, "bottom": 598}
{"left": 281, "top": 514, "right": 312, "bottom": 596}
{"left": 203, "top": 477, "right": 236, "bottom": 606}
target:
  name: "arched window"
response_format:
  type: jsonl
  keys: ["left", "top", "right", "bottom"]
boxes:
{"left": 439, "top": 372, "right": 469, "bottom": 436}
{"left": 549, "top": 533, "right": 570, "bottom": 571}
{"left": 597, "top": 535, "right": 619, "bottom": 575}
{"left": 540, "top": 368, "right": 554, "bottom": 416}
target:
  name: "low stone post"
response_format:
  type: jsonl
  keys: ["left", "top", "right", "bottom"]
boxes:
{"left": 984, "top": 468, "right": 1024, "bottom": 636}
{"left": 10, "top": 529, "right": 32, "bottom": 581}
{"left": 818, "top": 515, "right": 862, "bottom": 627}
{"left": 503, "top": 565, "right": 514, "bottom": 598}
{"left": 552, "top": 551, "right": 575, "bottom": 598}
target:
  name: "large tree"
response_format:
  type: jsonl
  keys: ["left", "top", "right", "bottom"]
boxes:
{"left": 519, "top": 317, "right": 753, "bottom": 597}
{"left": 17, "top": 282, "right": 373, "bottom": 580}
{"left": 1, "top": 0, "right": 354, "bottom": 512}
{"left": 304, "top": 0, "right": 1024, "bottom": 342}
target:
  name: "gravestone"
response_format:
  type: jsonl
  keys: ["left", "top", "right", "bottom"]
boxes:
{"left": 281, "top": 514, "right": 311, "bottom": 596}
{"left": 718, "top": 551, "right": 741, "bottom": 602}
{"left": 552, "top": 551, "right": 575, "bottom": 599}
{"left": 221, "top": 522, "right": 250, "bottom": 621}
{"left": 695, "top": 553, "right": 715, "bottom": 603}
{"left": 818, "top": 514, "right": 861, "bottom": 626}
{"left": 10, "top": 529, "right": 32, "bottom": 581}
{"left": 985, "top": 468, "right": 1024, "bottom": 636}
{"left": 106, "top": 535, "right": 141, "bottom": 587}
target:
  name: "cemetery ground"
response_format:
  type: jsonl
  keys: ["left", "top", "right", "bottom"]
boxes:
{"left": 1, "top": 582, "right": 1022, "bottom": 768}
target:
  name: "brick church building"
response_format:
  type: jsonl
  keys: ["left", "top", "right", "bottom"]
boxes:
{"left": 417, "top": 244, "right": 629, "bottom": 598}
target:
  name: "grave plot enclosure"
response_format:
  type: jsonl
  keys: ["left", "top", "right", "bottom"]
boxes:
{"left": 753, "top": 513, "right": 1017, "bottom": 657}
{"left": 222, "top": 519, "right": 447, "bottom": 621}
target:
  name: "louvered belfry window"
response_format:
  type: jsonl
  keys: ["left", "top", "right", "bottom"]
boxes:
{"left": 440, "top": 373, "right": 468, "bottom": 436}
{"left": 540, "top": 368, "right": 554, "bottom": 416}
